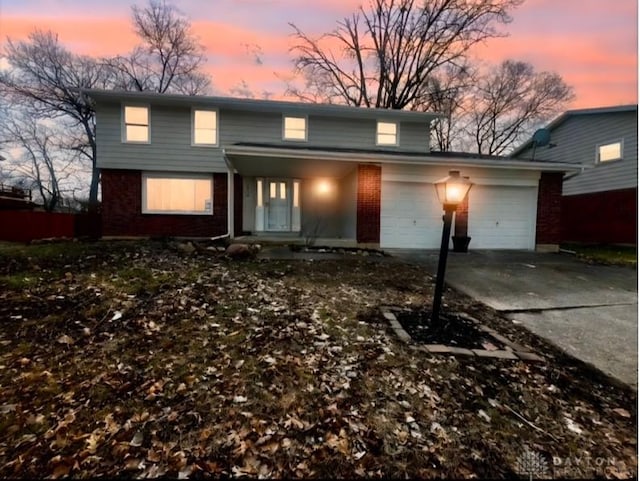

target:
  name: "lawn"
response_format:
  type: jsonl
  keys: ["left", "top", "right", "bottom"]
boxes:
{"left": 0, "top": 241, "right": 636, "bottom": 479}
{"left": 562, "top": 243, "right": 637, "bottom": 267}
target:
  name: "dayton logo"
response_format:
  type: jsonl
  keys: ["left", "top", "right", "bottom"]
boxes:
{"left": 515, "top": 447, "right": 550, "bottom": 480}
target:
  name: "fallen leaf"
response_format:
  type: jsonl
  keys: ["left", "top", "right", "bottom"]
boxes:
{"left": 613, "top": 408, "right": 631, "bottom": 418}
{"left": 130, "top": 431, "right": 144, "bottom": 447}
{"left": 57, "top": 334, "right": 75, "bottom": 345}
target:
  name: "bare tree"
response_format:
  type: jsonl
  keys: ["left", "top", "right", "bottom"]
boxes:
{"left": 288, "top": 0, "right": 522, "bottom": 109}
{"left": 466, "top": 60, "right": 574, "bottom": 155}
{"left": 107, "top": 0, "right": 210, "bottom": 94}
{"left": 0, "top": 113, "right": 80, "bottom": 211}
{"left": 413, "top": 63, "right": 475, "bottom": 151}
{"left": 0, "top": 30, "right": 111, "bottom": 209}
{"left": 0, "top": 1, "right": 211, "bottom": 210}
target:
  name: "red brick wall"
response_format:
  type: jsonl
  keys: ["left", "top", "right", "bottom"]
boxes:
{"left": 562, "top": 188, "right": 637, "bottom": 245}
{"left": 101, "top": 169, "right": 227, "bottom": 237}
{"left": 536, "top": 172, "right": 563, "bottom": 245}
{"left": 356, "top": 164, "right": 381, "bottom": 243}
{"left": 454, "top": 194, "right": 469, "bottom": 237}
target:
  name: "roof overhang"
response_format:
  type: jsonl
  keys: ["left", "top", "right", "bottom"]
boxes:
{"left": 224, "top": 145, "right": 582, "bottom": 178}
{"left": 81, "top": 89, "right": 442, "bottom": 123}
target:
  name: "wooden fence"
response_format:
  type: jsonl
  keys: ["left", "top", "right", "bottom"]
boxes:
{"left": 0, "top": 211, "right": 101, "bottom": 242}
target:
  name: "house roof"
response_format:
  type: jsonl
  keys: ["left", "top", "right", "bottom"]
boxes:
{"left": 511, "top": 104, "right": 638, "bottom": 157}
{"left": 81, "top": 89, "right": 442, "bottom": 123}
{"left": 225, "top": 143, "right": 582, "bottom": 173}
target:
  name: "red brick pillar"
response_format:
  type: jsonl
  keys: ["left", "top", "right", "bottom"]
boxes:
{"left": 454, "top": 194, "right": 469, "bottom": 237}
{"left": 536, "top": 172, "right": 563, "bottom": 251}
{"left": 356, "top": 164, "right": 381, "bottom": 244}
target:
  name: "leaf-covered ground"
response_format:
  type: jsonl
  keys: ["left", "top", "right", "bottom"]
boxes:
{"left": 0, "top": 241, "right": 636, "bottom": 479}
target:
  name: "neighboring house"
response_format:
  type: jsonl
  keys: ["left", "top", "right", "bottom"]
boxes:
{"left": 85, "top": 89, "right": 579, "bottom": 251}
{"left": 512, "top": 105, "right": 637, "bottom": 245}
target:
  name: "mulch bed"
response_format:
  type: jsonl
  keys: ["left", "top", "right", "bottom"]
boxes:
{"left": 395, "top": 310, "right": 497, "bottom": 349}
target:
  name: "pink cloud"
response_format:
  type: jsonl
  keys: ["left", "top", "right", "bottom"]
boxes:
{"left": 1, "top": 15, "right": 136, "bottom": 56}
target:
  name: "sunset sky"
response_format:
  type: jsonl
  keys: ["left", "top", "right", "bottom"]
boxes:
{"left": 0, "top": 0, "right": 637, "bottom": 108}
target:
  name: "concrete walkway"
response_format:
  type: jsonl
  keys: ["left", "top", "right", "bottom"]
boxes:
{"left": 389, "top": 249, "right": 638, "bottom": 388}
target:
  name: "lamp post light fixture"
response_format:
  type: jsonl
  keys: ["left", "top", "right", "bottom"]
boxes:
{"left": 431, "top": 170, "right": 473, "bottom": 327}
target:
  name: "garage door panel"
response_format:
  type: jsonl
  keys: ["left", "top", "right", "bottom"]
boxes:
{"left": 468, "top": 186, "right": 536, "bottom": 249}
{"left": 381, "top": 181, "right": 442, "bottom": 248}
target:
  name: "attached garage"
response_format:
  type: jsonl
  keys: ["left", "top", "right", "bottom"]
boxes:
{"left": 380, "top": 164, "right": 540, "bottom": 250}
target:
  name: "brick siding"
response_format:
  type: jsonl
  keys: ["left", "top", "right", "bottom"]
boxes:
{"left": 454, "top": 194, "right": 469, "bottom": 237}
{"left": 356, "top": 164, "right": 381, "bottom": 243}
{"left": 562, "top": 188, "right": 637, "bottom": 244}
{"left": 535, "top": 172, "right": 563, "bottom": 245}
{"left": 101, "top": 169, "right": 227, "bottom": 237}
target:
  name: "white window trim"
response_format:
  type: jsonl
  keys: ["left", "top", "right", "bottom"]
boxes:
{"left": 595, "top": 139, "right": 624, "bottom": 164}
{"left": 121, "top": 104, "right": 151, "bottom": 144}
{"left": 376, "top": 120, "right": 399, "bottom": 146}
{"left": 141, "top": 172, "right": 213, "bottom": 215}
{"left": 191, "top": 107, "right": 219, "bottom": 147}
{"left": 282, "top": 115, "right": 308, "bottom": 142}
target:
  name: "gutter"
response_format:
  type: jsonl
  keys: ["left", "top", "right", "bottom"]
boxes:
{"left": 224, "top": 145, "right": 582, "bottom": 173}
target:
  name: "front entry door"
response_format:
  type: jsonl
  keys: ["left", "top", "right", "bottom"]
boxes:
{"left": 266, "top": 180, "right": 290, "bottom": 231}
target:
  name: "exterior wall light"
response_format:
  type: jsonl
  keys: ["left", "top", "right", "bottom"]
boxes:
{"left": 315, "top": 179, "right": 333, "bottom": 196}
{"left": 432, "top": 170, "right": 473, "bottom": 326}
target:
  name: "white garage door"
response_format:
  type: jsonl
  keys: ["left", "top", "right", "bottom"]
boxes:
{"left": 381, "top": 181, "right": 537, "bottom": 250}
{"left": 380, "top": 181, "right": 443, "bottom": 248}
{"left": 468, "top": 186, "right": 537, "bottom": 249}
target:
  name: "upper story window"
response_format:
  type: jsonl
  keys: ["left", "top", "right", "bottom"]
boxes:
{"left": 377, "top": 121, "right": 398, "bottom": 146}
{"left": 123, "top": 105, "right": 149, "bottom": 143}
{"left": 596, "top": 140, "right": 623, "bottom": 163}
{"left": 193, "top": 109, "right": 218, "bottom": 146}
{"left": 283, "top": 116, "right": 307, "bottom": 141}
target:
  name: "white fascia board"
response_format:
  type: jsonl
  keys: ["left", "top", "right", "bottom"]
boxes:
{"left": 223, "top": 145, "right": 583, "bottom": 173}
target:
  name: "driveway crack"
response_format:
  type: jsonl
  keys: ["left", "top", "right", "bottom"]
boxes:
{"left": 501, "top": 302, "right": 638, "bottom": 314}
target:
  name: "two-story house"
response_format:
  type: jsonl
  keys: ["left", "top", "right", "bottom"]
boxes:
{"left": 86, "top": 89, "right": 578, "bottom": 251}
{"left": 512, "top": 105, "right": 637, "bottom": 245}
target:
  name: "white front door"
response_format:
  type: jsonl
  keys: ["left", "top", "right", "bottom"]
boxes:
{"left": 266, "top": 180, "right": 290, "bottom": 231}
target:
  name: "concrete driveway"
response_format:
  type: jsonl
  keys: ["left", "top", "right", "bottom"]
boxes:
{"left": 389, "top": 249, "right": 638, "bottom": 388}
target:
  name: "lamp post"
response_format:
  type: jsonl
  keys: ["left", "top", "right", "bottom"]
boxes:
{"left": 432, "top": 170, "right": 473, "bottom": 327}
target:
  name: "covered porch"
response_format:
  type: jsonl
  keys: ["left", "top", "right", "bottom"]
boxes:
{"left": 225, "top": 145, "right": 366, "bottom": 244}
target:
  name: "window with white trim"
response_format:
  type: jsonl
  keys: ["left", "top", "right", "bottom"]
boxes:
{"left": 193, "top": 109, "right": 218, "bottom": 145}
{"left": 376, "top": 121, "right": 398, "bottom": 145}
{"left": 596, "top": 140, "right": 623, "bottom": 163}
{"left": 142, "top": 173, "right": 212, "bottom": 215}
{"left": 283, "top": 116, "right": 307, "bottom": 141}
{"left": 124, "top": 106, "right": 149, "bottom": 142}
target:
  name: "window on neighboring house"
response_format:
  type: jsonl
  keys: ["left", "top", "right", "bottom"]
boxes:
{"left": 193, "top": 109, "right": 218, "bottom": 146}
{"left": 377, "top": 121, "right": 398, "bottom": 146}
{"left": 124, "top": 105, "right": 149, "bottom": 143}
{"left": 142, "top": 173, "right": 212, "bottom": 215}
{"left": 283, "top": 116, "right": 307, "bottom": 141}
{"left": 597, "top": 140, "right": 623, "bottom": 163}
